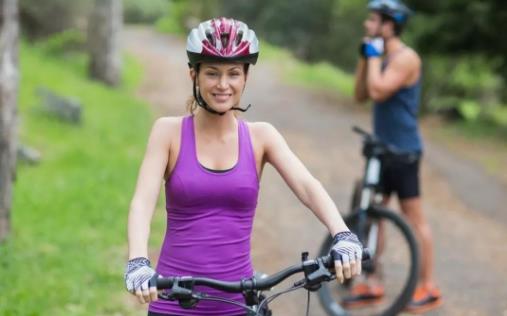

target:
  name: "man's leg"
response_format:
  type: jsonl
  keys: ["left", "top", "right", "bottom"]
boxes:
{"left": 394, "top": 156, "right": 442, "bottom": 313}
{"left": 399, "top": 197, "right": 442, "bottom": 314}
{"left": 399, "top": 197, "right": 434, "bottom": 289}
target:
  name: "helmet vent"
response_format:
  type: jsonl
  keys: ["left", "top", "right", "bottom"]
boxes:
{"left": 235, "top": 31, "right": 243, "bottom": 46}
{"left": 205, "top": 30, "right": 215, "bottom": 47}
{"left": 221, "top": 33, "right": 229, "bottom": 48}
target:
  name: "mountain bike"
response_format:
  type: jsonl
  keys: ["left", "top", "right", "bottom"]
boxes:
{"left": 150, "top": 250, "right": 370, "bottom": 316}
{"left": 318, "top": 126, "right": 420, "bottom": 316}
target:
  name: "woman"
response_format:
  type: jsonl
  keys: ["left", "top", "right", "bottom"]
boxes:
{"left": 125, "top": 17, "right": 363, "bottom": 316}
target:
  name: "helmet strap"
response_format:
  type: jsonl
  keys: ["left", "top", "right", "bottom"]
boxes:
{"left": 193, "top": 79, "right": 226, "bottom": 116}
{"left": 231, "top": 103, "right": 252, "bottom": 112}
{"left": 192, "top": 78, "right": 253, "bottom": 115}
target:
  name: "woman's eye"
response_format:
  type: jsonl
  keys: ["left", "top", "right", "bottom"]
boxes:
{"left": 230, "top": 72, "right": 241, "bottom": 77}
{"left": 206, "top": 72, "right": 218, "bottom": 77}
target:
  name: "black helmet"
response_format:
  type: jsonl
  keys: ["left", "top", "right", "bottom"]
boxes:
{"left": 368, "top": 0, "right": 413, "bottom": 25}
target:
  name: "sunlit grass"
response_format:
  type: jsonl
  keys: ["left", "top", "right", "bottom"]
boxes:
{"left": 0, "top": 44, "right": 152, "bottom": 316}
{"left": 425, "top": 117, "right": 507, "bottom": 184}
{"left": 259, "top": 41, "right": 354, "bottom": 97}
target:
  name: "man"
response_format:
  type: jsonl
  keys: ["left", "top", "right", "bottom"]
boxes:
{"left": 346, "top": 0, "right": 442, "bottom": 314}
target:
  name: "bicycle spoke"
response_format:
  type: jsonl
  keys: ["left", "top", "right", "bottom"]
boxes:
{"left": 306, "top": 289, "right": 311, "bottom": 316}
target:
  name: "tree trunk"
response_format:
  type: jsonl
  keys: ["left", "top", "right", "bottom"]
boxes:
{"left": 88, "top": 0, "right": 122, "bottom": 86}
{"left": 0, "top": 0, "right": 19, "bottom": 243}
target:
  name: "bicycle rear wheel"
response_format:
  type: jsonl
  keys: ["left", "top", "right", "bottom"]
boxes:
{"left": 317, "top": 206, "right": 419, "bottom": 316}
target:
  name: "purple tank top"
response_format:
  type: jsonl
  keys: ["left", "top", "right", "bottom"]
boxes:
{"left": 149, "top": 115, "right": 259, "bottom": 315}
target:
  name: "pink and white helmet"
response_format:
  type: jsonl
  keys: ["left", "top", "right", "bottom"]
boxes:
{"left": 187, "top": 17, "right": 259, "bottom": 66}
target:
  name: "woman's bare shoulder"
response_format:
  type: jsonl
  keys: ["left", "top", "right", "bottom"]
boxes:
{"left": 148, "top": 116, "right": 185, "bottom": 145}
{"left": 152, "top": 116, "right": 184, "bottom": 132}
{"left": 246, "top": 121, "right": 278, "bottom": 134}
{"left": 246, "top": 121, "right": 280, "bottom": 140}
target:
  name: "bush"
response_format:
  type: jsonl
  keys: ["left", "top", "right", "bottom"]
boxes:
{"left": 421, "top": 54, "right": 504, "bottom": 122}
{"left": 123, "top": 0, "right": 168, "bottom": 24}
{"left": 20, "top": 0, "right": 93, "bottom": 39}
{"left": 155, "top": 0, "right": 222, "bottom": 34}
{"left": 484, "top": 105, "right": 507, "bottom": 131}
{"left": 34, "top": 29, "right": 86, "bottom": 56}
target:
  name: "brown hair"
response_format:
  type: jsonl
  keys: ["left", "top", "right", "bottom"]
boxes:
{"left": 186, "top": 96, "right": 198, "bottom": 114}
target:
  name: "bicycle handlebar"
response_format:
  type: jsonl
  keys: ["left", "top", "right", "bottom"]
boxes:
{"left": 151, "top": 250, "right": 371, "bottom": 293}
{"left": 352, "top": 126, "right": 371, "bottom": 138}
{"left": 352, "top": 126, "right": 405, "bottom": 156}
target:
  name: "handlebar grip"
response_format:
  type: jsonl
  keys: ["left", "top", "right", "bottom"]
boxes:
{"left": 362, "top": 248, "right": 371, "bottom": 261}
{"left": 149, "top": 273, "right": 175, "bottom": 290}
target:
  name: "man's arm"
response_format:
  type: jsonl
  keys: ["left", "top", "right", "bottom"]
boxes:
{"left": 366, "top": 51, "right": 420, "bottom": 102}
{"left": 354, "top": 58, "right": 369, "bottom": 103}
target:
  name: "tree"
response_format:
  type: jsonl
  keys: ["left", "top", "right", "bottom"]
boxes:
{"left": 19, "top": 0, "right": 93, "bottom": 39}
{"left": 0, "top": 0, "right": 19, "bottom": 243}
{"left": 408, "top": 0, "right": 507, "bottom": 85}
{"left": 222, "top": 0, "right": 335, "bottom": 61}
{"left": 88, "top": 0, "right": 122, "bottom": 86}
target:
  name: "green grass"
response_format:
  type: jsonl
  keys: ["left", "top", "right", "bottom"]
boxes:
{"left": 259, "top": 41, "right": 355, "bottom": 97}
{"left": 0, "top": 44, "right": 153, "bottom": 315}
{"left": 155, "top": 15, "right": 185, "bottom": 35}
{"left": 425, "top": 117, "right": 507, "bottom": 184}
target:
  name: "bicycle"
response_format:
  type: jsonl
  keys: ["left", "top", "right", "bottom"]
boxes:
{"left": 318, "top": 126, "right": 420, "bottom": 316}
{"left": 149, "top": 250, "right": 370, "bottom": 316}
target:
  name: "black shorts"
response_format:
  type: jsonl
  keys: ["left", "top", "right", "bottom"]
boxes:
{"left": 379, "top": 154, "right": 421, "bottom": 200}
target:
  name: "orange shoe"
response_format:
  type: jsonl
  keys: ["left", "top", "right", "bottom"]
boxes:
{"left": 342, "top": 282, "right": 385, "bottom": 308}
{"left": 404, "top": 286, "right": 443, "bottom": 314}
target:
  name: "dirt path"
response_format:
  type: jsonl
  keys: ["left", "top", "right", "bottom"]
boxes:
{"left": 123, "top": 27, "right": 507, "bottom": 316}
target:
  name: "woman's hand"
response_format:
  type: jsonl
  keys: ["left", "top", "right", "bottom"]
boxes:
{"left": 330, "top": 231, "right": 363, "bottom": 283}
{"left": 124, "top": 257, "right": 158, "bottom": 304}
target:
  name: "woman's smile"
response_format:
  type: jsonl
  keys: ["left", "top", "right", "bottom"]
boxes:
{"left": 211, "top": 93, "right": 233, "bottom": 103}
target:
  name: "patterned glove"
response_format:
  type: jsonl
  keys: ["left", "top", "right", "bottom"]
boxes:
{"left": 361, "top": 37, "right": 384, "bottom": 58}
{"left": 330, "top": 231, "right": 363, "bottom": 264}
{"left": 124, "top": 257, "right": 156, "bottom": 293}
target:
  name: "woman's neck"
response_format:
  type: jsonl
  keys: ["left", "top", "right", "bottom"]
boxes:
{"left": 194, "top": 110, "right": 237, "bottom": 139}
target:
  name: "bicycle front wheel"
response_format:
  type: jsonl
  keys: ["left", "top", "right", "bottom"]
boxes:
{"left": 317, "top": 206, "right": 419, "bottom": 316}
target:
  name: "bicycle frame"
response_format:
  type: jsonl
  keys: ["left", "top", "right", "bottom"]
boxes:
{"left": 352, "top": 126, "right": 404, "bottom": 273}
{"left": 317, "top": 126, "right": 421, "bottom": 316}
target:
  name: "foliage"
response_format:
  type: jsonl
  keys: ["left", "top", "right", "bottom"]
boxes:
{"left": 34, "top": 29, "right": 87, "bottom": 56}
{"left": 0, "top": 43, "right": 151, "bottom": 315}
{"left": 19, "top": 0, "right": 93, "bottom": 39}
{"left": 156, "top": 0, "right": 223, "bottom": 34}
{"left": 421, "top": 54, "right": 504, "bottom": 122}
{"left": 155, "top": 0, "right": 188, "bottom": 34}
{"left": 123, "top": 0, "right": 168, "bottom": 23}
{"left": 221, "top": 0, "right": 337, "bottom": 61}
{"left": 408, "top": 0, "right": 507, "bottom": 82}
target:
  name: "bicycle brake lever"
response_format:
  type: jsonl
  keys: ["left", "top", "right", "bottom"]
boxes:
{"left": 297, "top": 256, "right": 334, "bottom": 291}
{"left": 155, "top": 277, "right": 200, "bottom": 309}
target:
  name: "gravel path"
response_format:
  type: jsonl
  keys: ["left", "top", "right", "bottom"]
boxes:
{"left": 123, "top": 27, "right": 507, "bottom": 316}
